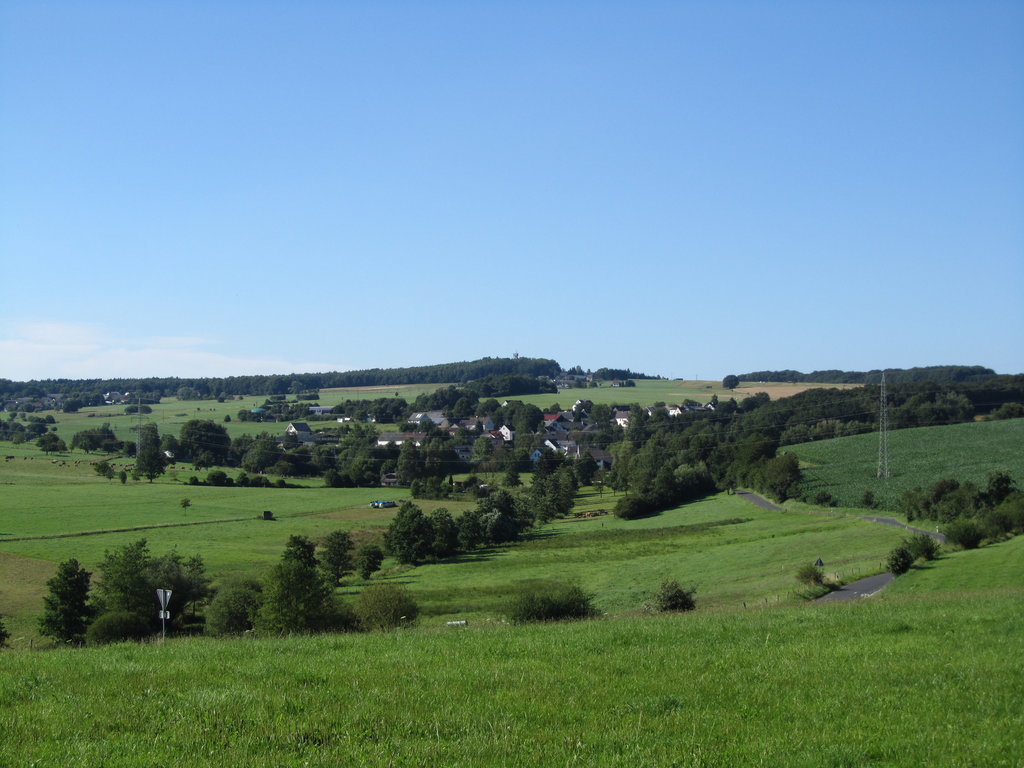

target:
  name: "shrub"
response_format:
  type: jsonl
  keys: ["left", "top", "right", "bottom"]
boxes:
{"left": 943, "top": 517, "right": 985, "bottom": 550}
{"left": 506, "top": 583, "right": 596, "bottom": 623}
{"left": 206, "top": 470, "right": 231, "bottom": 487}
{"left": 614, "top": 495, "right": 657, "bottom": 520}
{"left": 905, "top": 533, "right": 940, "bottom": 562}
{"left": 652, "top": 579, "right": 696, "bottom": 612}
{"left": 86, "top": 611, "right": 151, "bottom": 645}
{"left": 205, "top": 578, "right": 262, "bottom": 636}
{"left": 813, "top": 491, "right": 835, "bottom": 507}
{"left": 796, "top": 563, "right": 824, "bottom": 586}
{"left": 861, "top": 490, "right": 876, "bottom": 508}
{"left": 353, "top": 584, "right": 419, "bottom": 632}
{"left": 886, "top": 544, "right": 914, "bottom": 576}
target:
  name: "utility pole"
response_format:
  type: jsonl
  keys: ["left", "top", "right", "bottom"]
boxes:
{"left": 877, "top": 372, "right": 890, "bottom": 478}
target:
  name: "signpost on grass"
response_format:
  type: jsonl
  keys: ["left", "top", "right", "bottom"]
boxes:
{"left": 156, "top": 588, "right": 172, "bottom": 640}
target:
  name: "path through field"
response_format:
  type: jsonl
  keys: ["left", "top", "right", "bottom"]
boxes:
{"left": 859, "top": 515, "right": 947, "bottom": 544}
{"left": 816, "top": 572, "right": 895, "bottom": 602}
{"left": 733, "top": 490, "right": 784, "bottom": 511}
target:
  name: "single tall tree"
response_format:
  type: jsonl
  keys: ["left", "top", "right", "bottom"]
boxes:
{"left": 95, "top": 539, "right": 155, "bottom": 620}
{"left": 38, "top": 558, "right": 94, "bottom": 644}
{"left": 319, "top": 530, "right": 354, "bottom": 585}
{"left": 257, "top": 545, "right": 339, "bottom": 634}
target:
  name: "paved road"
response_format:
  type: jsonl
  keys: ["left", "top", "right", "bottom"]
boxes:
{"left": 734, "top": 490, "right": 785, "bottom": 511}
{"left": 732, "top": 490, "right": 944, "bottom": 604}
{"left": 859, "top": 515, "right": 947, "bottom": 544}
{"left": 816, "top": 572, "right": 895, "bottom": 602}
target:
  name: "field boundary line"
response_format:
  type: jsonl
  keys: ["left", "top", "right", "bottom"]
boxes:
{"left": 0, "top": 516, "right": 255, "bottom": 543}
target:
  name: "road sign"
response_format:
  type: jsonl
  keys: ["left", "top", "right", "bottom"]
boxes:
{"left": 156, "top": 589, "right": 173, "bottom": 639}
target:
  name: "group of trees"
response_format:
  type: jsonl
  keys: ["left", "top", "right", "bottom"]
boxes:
{"left": 383, "top": 493, "right": 533, "bottom": 565}
{"left": 736, "top": 366, "right": 999, "bottom": 385}
{"left": 201, "top": 534, "right": 392, "bottom": 636}
{"left": 384, "top": 459, "right": 583, "bottom": 565}
{"left": 34, "top": 533, "right": 394, "bottom": 645}
{"left": 36, "top": 540, "right": 210, "bottom": 646}
{"left": 898, "top": 471, "right": 1024, "bottom": 548}
{"left": 0, "top": 357, "right": 564, "bottom": 403}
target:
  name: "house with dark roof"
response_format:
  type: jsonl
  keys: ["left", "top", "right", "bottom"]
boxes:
{"left": 376, "top": 432, "right": 427, "bottom": 447}
{"left": 285, "top": 422, "right": 316, "bottom": 445}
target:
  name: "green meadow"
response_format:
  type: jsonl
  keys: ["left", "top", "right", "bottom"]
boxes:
{"left": 401, "top": 492, "right": 905, "bottom": 621}
{"left": 1, "top": 437, "right": 906, "bottom": 646}
{"left": 1, "top": 586, "right": 1020, "bottom": 767}
{"left": 40, "top": 378, "right": 854, "bottom": 446}
{"left": 505, "top": 379, "right": 857, "bottom": 410}
{"left": 2, "top": 401, "right": 1022, "bottom": 765}
{"left": 788, "top": 418, "right": 1024, "bottom": 510}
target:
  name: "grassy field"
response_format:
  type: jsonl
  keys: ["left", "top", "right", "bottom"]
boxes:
{"left": 887, "top": 533, "right": 1024, "bottom": 596}
{"left": 33, "top": 378, "right": 857, "bottom": 445}
{"left": 788, "top": 418, "right": 1024, "bottom": 510}
{"left": 3, "top": 396, "right": 1022, "bottom": 765}
{"left": 0, "top": 454, "right": 431, "bottom": 645}
{"left": 507, "top": 379, "right": 859, "bottom": 410}
{"left": 0, "top": 587, "right": 1020, "bottom": 767}
{"left": 0, "top": 439, "right": 906, "bottom": 647}
{"left": 401, "top": 492, "right": 906, "bottom": 622}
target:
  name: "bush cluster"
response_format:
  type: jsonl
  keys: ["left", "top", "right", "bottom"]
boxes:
{"left": 86, "top": 611, "right": 151, "bottom": 645}
{"left": 899, "top": 472, "right": 1023, "bottom": 547}
{"left": 506, "top": 583, "right": 596, "bottom": 623}
{"left": 796, "top": 563, "right": 824, "bottom": 586}
{"left": 353, "top": 584, "right": 420, "bottom": 632}
{"left": 652, "top": 580, "right": 697, "bottom": 612}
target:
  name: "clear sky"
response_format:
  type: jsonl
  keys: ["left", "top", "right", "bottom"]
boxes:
{"left": 2, "top": 1, "right": 1022, "bottom": 382}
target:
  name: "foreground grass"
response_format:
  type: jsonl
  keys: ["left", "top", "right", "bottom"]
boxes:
{"left": 790, "top": 419, "right": 1024, "bottom": 510}
{"left": 1, "top": 591, "right": 1021, "bottom": 767}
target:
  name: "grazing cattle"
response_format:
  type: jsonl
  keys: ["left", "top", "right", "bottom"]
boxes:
{"left": 4, "top": 456, "right": 13, "bottom": 461}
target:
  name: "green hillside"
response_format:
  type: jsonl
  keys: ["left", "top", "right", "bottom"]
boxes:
{"left": 788, "top": 419, "right": 1024, "bottom": 510}
{"left": 887, "top": 533, "right": 1024, "bottom": 596}
{"left": 1, "top": 589, "right": 1020, "bottom": 767}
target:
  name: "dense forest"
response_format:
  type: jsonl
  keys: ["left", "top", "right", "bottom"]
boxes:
{"left": 736, "top": 365, "right": 998, "bottom": 385}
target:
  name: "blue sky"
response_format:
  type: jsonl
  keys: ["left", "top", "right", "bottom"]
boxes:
{"left": 2, "top": 1, "right": 1022, "bottom": 381}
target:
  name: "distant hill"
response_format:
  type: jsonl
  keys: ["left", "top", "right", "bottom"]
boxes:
{"left": 0, "top": 358, "right": 673, "bottom": 404}
{"left": 738, "top": 366, "right": 998, "bottom": 385}
{"left": 0, "top": 357, "right": 562, "bottom": 401}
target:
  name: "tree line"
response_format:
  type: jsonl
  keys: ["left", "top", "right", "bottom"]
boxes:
{"left": 0, "top": 357, "right": 563, "bottom": 401}
{"left": 734, "top": 365, "right": 999, "bottom": 385}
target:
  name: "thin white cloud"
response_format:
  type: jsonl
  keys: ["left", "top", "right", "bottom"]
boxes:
{"left": 0, "top": 322, "right": 342, "bottom": 380}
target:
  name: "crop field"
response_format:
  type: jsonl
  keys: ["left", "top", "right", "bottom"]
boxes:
{"left": 789, "top": 418, "right": 1024, "bottom": 510}
{"left": 1, "top": 586, "right": 1021, "bottom": 767}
